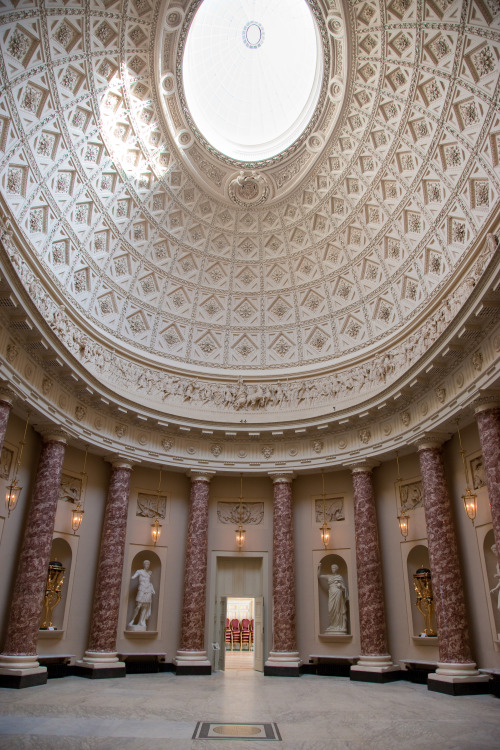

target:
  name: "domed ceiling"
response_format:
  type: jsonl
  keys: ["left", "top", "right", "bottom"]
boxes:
{"left": 0, "top": 0, "right": 499, "bottom": 432}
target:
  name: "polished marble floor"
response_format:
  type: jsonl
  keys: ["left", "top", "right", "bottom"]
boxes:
{"left": 0, "top": 671, "right": 498, "bottom": 749}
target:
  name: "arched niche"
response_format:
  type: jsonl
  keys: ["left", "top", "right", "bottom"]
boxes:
{"left": 317, "top": 553, "right": 350, "bottom": 636}
{"left": 39, "top": 537, "right": 72, "bottom": 632}
{"left": 126, "top": 550, "right": 161, "bottom": 634}
{"left": 406, "top": 544, "right": 437, "bottom": 639}
{"left": 483, "top": 529, "right": 500, "bottom": 640}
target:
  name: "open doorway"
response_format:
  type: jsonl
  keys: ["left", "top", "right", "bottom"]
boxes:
{"left": 212, "top": 554, "right": 266, "bottom": 673}
{"left": 225, "top": 597, "right": 255, "bottom": 670}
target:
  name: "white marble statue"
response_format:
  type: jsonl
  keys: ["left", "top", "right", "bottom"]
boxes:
{"left": 128, "top": 560, "right": 155, "bottom": 631}
{"left": 318, "top": 563, "right": 348, "bottom": 633}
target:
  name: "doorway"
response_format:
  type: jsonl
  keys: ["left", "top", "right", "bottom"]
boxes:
{"left": 226, "top": 597, "right": 255, "bottom": 670}
{"left": 212, "top": 554, "right": 266, "bottom": 672}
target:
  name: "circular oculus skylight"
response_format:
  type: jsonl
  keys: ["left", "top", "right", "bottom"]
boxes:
{"left": 182, "top": 0, "right": 323, "bottom": 162}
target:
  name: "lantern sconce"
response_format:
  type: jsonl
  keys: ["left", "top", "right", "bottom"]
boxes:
{"left": 5, "top": 411, "right": 30, "bottom": 517}
{"left": 151, "top": 469, "right": 163, "bottom": 546}
{"left": 71, "top": 444, "right": 88, "bottom": 534}
{"left": 396, "top": 451, "right": 410, "bottom": 540}
{"left": 456, "top": 419, "right": 477, "bottom": 524}
{"left": 319, "top": 470, "right": 331, "bottom": 549}
{"left": 235, "top": 474, "right": 246, "bottom": 550}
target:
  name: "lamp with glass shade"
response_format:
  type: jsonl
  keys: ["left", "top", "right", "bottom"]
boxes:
{"left": 319, "top": 470, "right": 331, "bottom": 549}
{"left": 5, "top": 411, "right": 30, "bottom": 517}
{"left": 71, "top": 445, "right": 88, "bottom": 534}
{"left": 456, "top": 419, "right": 477, "bottom": 523}
{"left": 396, "top": 452, "right": 409, "bottom": 540}
{"left": 151, "top": 469, "right": 163, "bottom": 545}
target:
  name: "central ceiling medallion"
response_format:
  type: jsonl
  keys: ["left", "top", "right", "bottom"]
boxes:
{"left": 242, "top": 21, "right": 264, "bottom": 49}
{"left": 182, "top": 0, "right": 324, "bottom": 162}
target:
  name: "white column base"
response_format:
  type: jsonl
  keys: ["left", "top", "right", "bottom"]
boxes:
{"left": 0, "top": 653, "right": 46, "bottom": 677}
{"left": 265, "top": 651, "right": 302, "bottom": 670}
{"left": 76, "top": 651, "right": 125, "bottom": 669}
{"left": 431, "top": 662, "right": 489, "bottom": 683}
{"left": 174, "top": 650, "right": 211, "bottom": 668}
{"left": 351, "top": 654, "right": 399, "bottom": 673}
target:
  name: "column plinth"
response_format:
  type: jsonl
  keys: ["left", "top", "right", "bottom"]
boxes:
{"left": 265, "top": 472, "right": 301, "bottom": 676}
{"left": 417, "top": 440, "right": 488, "bottom": 695}
{"left": 349, "top": 464, "right": 399, "bottom": 683}
{"left": 75, "top": 459, "right": 132, "bottom": 679}
{"left": 0, "top": 433, "right": 66, "bottom": 689}
{"left": 175, "top": 471, "right": 214, "bottom": 675}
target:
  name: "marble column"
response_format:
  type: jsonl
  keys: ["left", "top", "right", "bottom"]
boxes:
{"left": 417, "top": 435, "right": 488, "bottom": 694}
{"left": 265, "top": 472, "right": 300, "bottom": 676}
{"left": 0, "top": 428, "right": 66, "bottom": 689}
{"left": 175, "top": 470, "right": 214, "bottom": 675}
{"left": 76, "top": 458, "right": 132, "bottom": 678}
{"left": 0, "top": 387, "right": 13, "bottom": 456}
{"left": 349, "top": 463, "right": 399, "bottom": 681}
{"left": 475, "top": 402, "right": 500, "bottom": 570}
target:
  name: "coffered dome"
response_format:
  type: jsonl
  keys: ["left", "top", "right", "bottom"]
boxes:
{"left": 0, "top": 0, "right": 499, "bottom": 441}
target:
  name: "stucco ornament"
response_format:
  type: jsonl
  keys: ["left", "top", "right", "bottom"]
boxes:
{"left": 228, "top": 171, "right": 270, "bottom": 207}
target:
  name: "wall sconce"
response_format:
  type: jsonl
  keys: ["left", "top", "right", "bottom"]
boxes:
{"left": 396, "top": 452, "right": 409, "bottom": 540}
{"left": 151, "top": 469, "right": 163, "bottom": 545}
{"left": 5, "top": 411, "right": 30, "bottom": 517}
{"left": 71, "top": 445, "right": 88, "bottom": 534}
{"left": 319, "top": 470, "right": 331, "bottom": 549}
{"left": 235, "top": 474, "right": 246, "bottom": 550}
{"left": 456, "top": 419, "right": 477, "bottom": 523}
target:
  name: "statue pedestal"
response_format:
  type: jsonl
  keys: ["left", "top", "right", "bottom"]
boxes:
{"left": 350, "top": 654, "right": 401, "bottom": 683}
{"left": 428, "top": 662, "right": 490, "bottom": 696}
{"left": 74, "top": 651, "right": 126, "bottom": 679}
{"left": 0, "top": 654, "right": 47, "bottom": 689}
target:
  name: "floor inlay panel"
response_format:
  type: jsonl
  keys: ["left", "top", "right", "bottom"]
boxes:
{"left": 193, "top": 722, "right": 282, "bottom": 741}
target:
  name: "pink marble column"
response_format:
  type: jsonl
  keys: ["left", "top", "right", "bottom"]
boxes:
{"left": 175, "top": 470, "right": 214, "bottom": 673}
{"left": 475, "top": 403, "right": 500, "bottom": 569}
{"left": 0, "top": 428, "right": 66, "bottom": 686}
{"left": 417, "top": 436, "right": 486, "bottom": 690}
{"left": 0, "top": 394, "right": 13, "bottom": 456}
{"left": 79, "top": 458, "right": 132, "bottom": 672}
{"left": 265, "top": 472, "right": 300, "bottom": 675}
{"left": 350, "top": 464, "right": 397, "bottom": 678}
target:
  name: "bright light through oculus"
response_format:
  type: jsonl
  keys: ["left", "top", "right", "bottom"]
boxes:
{"left": 182, "top": 0, "right": 323, "bottom": 162}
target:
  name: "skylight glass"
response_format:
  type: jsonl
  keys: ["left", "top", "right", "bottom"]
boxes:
{"left": 183, "top": 0, "right": 323, "bottom": 162}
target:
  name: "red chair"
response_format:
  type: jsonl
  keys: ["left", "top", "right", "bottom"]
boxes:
{"left": 241, "top": 618, "right": 251, "bottom": 651}
{"left": 230, "top": 618, "right": 241, "bottom": 650}
{"left": 250, "top": 618, "right": 254, "bottom": 649}
{"left": 225, "top": 618, "right": 232, "bottom": 650}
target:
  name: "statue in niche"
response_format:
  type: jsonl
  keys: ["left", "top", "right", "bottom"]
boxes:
{"left": 318, "top": 563, "right": 348, "bottom": 633}
{"left": 490, "top": 544, "right": 500, "bottom": 612}
{"left": 128, "top": 560, "right": 155, "bottom": 631}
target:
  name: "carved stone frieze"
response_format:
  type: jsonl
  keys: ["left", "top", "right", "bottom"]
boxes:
{"left": 314, "top": 497, "right": 345, "bottom": 523}
{"left": 217, "top": 501, "right": 264, "bottom": 525}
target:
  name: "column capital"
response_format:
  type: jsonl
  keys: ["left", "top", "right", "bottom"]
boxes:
{"left": 473, "top": 389, "right": 500, "bottom": 415}
{"left": 0, "top": 382, "right": 15, "bottom": 405}
{"left": 347, "top": 459, "right": 379, "bottom": 474}
{"left": 104, "top": 454, "right": 134, "bottom": 471}
{"left": 268, "top": 471, "right": 295, "bottom": 484}
{"left": 188, "top": 469, "right": 215, "bottom": 483}
{"left": 414, "top": 431, "right": 451, "bottom": 452}
{"left": 34, "top": 423, "right": 68, "bottom": 445}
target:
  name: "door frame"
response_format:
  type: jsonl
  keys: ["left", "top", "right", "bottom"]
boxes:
{"left": 208, "top": 551, "right": 269, "bottom": 672}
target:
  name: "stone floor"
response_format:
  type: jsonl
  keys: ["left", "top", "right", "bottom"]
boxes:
{"left": 0, "top": 671, "right": 498, "bottom": 749}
